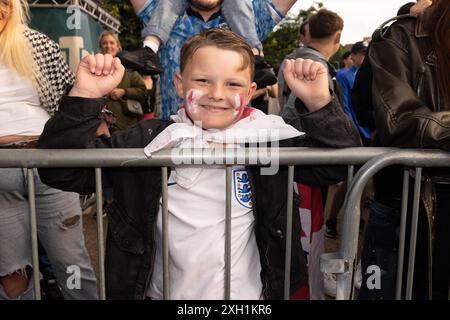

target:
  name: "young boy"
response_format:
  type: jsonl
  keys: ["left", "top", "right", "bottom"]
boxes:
{"left": 38, "top": 28, "right": 361, "bottom": 300}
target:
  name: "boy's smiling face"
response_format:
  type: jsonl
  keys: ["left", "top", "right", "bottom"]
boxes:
{"left": 174, "top": 45, "right": 257, "bottom": 130}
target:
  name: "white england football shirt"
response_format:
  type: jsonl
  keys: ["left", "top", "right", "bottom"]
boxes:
{"left": 147, "top": 166, "right": 263, "bottom": 300}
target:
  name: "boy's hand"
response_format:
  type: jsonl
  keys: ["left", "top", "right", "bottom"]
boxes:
{"left": 283, "top": 58, "right": 332, "bottom": 112}
{"left": 69, "top": 54, "right": 125, "bottom": 98}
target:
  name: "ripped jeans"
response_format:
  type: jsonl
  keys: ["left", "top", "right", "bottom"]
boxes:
{"left": 0, "top": 168, "right": 97, "bottom": 300}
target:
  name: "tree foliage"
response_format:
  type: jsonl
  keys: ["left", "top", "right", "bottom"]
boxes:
{"left": 101, "top": 0, "right": 142, "bottom": 50}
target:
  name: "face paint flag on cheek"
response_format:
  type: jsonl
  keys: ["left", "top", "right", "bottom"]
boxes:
{"left": 233, "top": 93, "right": 246, "bottom": 119}
{"left": 186, "top": 89, "right": 205, "bottom": 114}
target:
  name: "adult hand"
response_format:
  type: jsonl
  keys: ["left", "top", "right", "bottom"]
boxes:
{"left": 69, "top": 54, "right": 125, "bottom": 98}
{"left": 283, "top": 58, "right": 331, "bottom": 112}
{"left": 110, "top": 88, "right": 126, "bottom": 101}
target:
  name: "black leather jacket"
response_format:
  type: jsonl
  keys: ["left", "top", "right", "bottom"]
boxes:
{"left": 371, "top": 10, "right": 447, "bottom": 148}
{"left": 38, "top": 95, "right": 360, "bottom": 299}
{"left": 370, "top": 9, "right": 448, "bottom": 298}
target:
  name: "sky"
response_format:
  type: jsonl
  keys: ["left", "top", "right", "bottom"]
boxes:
{"left": 286, "top": 0, "right": 411, "bottom": 45}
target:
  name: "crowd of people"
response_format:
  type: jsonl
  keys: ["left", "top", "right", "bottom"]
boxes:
{"left": 0, "top": 0, "right": 448, "bottom": 300}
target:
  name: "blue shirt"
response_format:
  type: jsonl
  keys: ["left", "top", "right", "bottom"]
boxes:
{"left": 336, "top": 66, "right": 371, "bottom": 140}
{"left": 138, "top": 1, "right": 282, "bottom": 120}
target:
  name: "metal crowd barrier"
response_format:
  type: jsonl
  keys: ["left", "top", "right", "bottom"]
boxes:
{"left": 321, "top": 149, "right": 450, "bottom": 300}
{"left": 1, "top": 147, "right": 449, "bottom": 300}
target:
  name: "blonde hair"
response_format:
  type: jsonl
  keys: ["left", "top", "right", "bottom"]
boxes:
{"left": 0, "top": 0, "right": 40, "bottom": 85}
{"left": 98, "top": 30, "right": 122, "bottom": 52}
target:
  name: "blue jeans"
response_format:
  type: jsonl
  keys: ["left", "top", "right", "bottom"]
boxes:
{"left": 139, "top": 0, "right": 262, "bottom": 50}
{"left": 0, "top": 168, "right": 97, "bottom": 300}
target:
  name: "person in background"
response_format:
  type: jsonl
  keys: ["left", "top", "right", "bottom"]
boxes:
{"left": 99, "top": 31, "right": 147, "bottom": 132}
{"left": 339, "top": 51, "right": 353, "bottom": 70}
{"left": 280, "top": 9, "right": 344, "bottom": 128}
{"left": 125, "top": 0, "right": 269, "bottom": 64}
{"left": 359, "top": 0, "right": 449, "bottom": 300}
{"left": 298, "top": 20, "right": 311, "bottom": 48}
{"left": 325, "top": 41, "right": 373, "bottom": 242}
{"left": 337, "top": 41, "right": 372, "bottom": 145}
{"left": 0, "top": 0, "right": 97, "bottom": 300}
{"left": 141, "top": 75, "right": 157, "bottom": 119}
{"left": 251, "top": 81, "right": 278, "bottom": 114}
{"left": 278, "top": 20, "right": 310, "bottom": 107}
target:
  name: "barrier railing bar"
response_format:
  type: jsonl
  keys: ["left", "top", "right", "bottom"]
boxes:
{"left": 340, "top": 152, "right": 411, "bottom": 299}
{"left": 396, "top": 168, "right": 410, "bottom": 300}
{"left": 27, "top": 168, "right": 41, "bottom": 300}
{"left": 225, "top": 166, "right": 232, "bottom": 300}
{"left": 406, "top": 167, "right": 422, "bottom": 300}
{"left": 336, "top": 150, "right": 450, "bottom": 299}
{"left": 347, "top": 164, "right": 356, "bottom": 301}
{"left": 94, "top": 168, "right": 106, "bottom": 300}
{"left": 347, "top": 165, "right": 354, "bottom": 184}
{"left": 3, "top": 148, "right": 450, "bottom": 300}
{"left": 284, "top": 166, "right": 294, "bottom": 300}
{"left": 161, "top": 167, "right": 169, "bottom": 300}
{"left": 0, "top": 148, "right": 397, "bottom": 168}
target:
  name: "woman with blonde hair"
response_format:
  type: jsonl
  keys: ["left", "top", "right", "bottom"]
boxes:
{"left": 0, "top": 0, "right": 97, "bottom": 299}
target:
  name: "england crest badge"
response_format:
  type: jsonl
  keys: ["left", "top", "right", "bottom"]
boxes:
{"left": 233, "top": 169, "right": 253, "bottom": 209}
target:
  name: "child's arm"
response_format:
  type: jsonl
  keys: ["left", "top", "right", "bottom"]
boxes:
{"left": 282, "top": 58, "right": 362, "bottom": 186}
{"left": 68, "top": 54, "right": 124, "bottom": 99}
{"left": 37, "top": 54, "right": 165, "bottom": 194}
{"left": 283, "top": 58, "right": 332, "bottom": 112}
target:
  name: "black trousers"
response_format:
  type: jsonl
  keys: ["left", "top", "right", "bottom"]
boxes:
{"left": 359, "top": 171, "right": 450, "bottom": 300}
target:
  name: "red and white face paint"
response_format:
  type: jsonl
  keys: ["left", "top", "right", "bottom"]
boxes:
{"left": 233, "top": 93, "right": 246, "bottom": 119}
{"left": 185, "top": 89, "right": 205, "bottom": 114}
